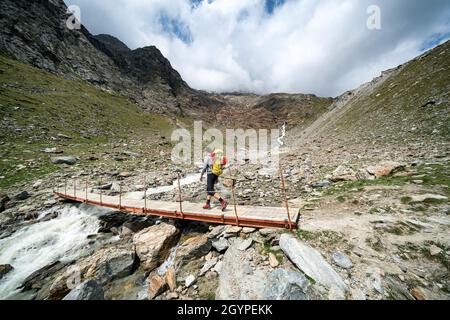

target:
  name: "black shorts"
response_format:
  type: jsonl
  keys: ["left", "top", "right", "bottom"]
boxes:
{"left": 206, "top": 174, "right": 219, "bottom": 196}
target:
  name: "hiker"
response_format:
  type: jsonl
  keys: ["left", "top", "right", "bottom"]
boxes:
{"left": 200, "top": 147, "right": 228, "bottom": 211}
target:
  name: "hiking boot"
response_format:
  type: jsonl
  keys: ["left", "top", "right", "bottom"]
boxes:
{"left": 220, "top": 200, "right": 228, "bottom": 212}
{"left": 203, "top": 203, "right": 211, "bottom": 210}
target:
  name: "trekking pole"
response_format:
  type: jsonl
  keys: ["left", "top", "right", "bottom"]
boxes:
{"left": 279, "top": 166, "right": 293, "bottom": 230}
{"left": 85, "top": 178, "right": 88, "bottom": 203}
{"left": 74, "top": 179, "right": 76, "bottom": 198}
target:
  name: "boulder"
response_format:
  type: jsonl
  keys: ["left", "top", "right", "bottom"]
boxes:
{"left": 208, "top": 225, "right": 226, "bottom": 239}
{"left": 216, "top": 238, "right": 268, "bottom": 300}
{"left": 263, "top": 268, "right": 312, "bottom": 300}
{"left": 259, "top": 228, "right": 278, "bottom": 237}
{"left": 133, "top": 223, "right": 179, "bottom": 271}
{"left": 20, "top": 261, "right": 70, "bottom": 292}
{"left": 0, "top": 192, "right": 10, "bottom": 212}
{"left": 199, "top": 257, "right": 218, "bottom": 276}
{"left": 165, "top": 267, "right": 177, "bottom": 291}
{"left": 220, "top": 226, "right": 242, "bottom": 238}
{"left": 429, "top": 245, "right": 442, "bottom": 256}
{"left": 185, "top": 275, "right": 196, "bottom": 287}
{"left": 310, "top": 180, "right": 331, "bottom": 189}
{"left": 147, "top": 274, "right": 167, "bottom": 299}
{"left": 14, "top": 191, "right": 30, "bottom": 201}
{"left": 174, "top": 234, "right": 211, "bottom": 267}
{"left": 62, "top": 280, "right": 104, "bottom": 300}
{"left": 237, "top": 238, "right": 253, "bottom": 251}
{"left": 331, "top": 166, "right": 357, "bottom": 182}
{"left": 98, "top": 212, "right": 129, "bottom": 233}
{"left": 50, "top": 156, "right": 77, "bottom": 165}
{"left": 409, "top": 194, "right": 448, "bottom": 203}
{"left": 279, "top": 234, "right": 347, "bottom": 293}
{"left": 268, "top": 253, "right": 279, "bottom": 268}
{"left": 331, "top": 251, "right": 353, "bottom": 269}
{"left": 366, "top": 161, "right": 405, "bottom": 178}
{"left": 0, "top": 264, "right": 13, "bottom": 280}
{"left": 241, "top": 227, "right": 256, "bottom": 234}
{"left": 48, "top": 245, "right": 135, "bottom": 299}
{"left": 212, "top": 238, "right": 229, "bottom": 253}
{"left": 121, "top": 217, "right": 155, "bottom": 235}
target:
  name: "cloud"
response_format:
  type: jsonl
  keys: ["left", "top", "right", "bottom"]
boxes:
{"left": 64, "top": 0, "right": 450, "bottom": 97}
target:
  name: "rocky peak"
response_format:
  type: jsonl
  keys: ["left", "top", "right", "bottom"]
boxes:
{"left": 93, "top": 34, "right": 131, "bottom": 53}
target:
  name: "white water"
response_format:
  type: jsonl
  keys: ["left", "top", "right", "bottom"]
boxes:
{"left": 156, "top": 245, "right": 179, "bottom": 276}
{"left": 0, "top": 204, "right": 110, "bottom": 300}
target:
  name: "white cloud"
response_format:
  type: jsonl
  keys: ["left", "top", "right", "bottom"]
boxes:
{"left": 65, "top": 0, "right": 450, "bottom": 97}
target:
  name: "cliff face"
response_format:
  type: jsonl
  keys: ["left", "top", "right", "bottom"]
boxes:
{"left": 0, "top": 0, "right": 127, "bottom": 90}
{"left": 0, "top": 0, "right": 222, "bottom": 116}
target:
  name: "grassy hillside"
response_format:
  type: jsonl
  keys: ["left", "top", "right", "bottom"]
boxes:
{"left": 0, "top": 54, "right": 173, "bottom": 188}
{"left": 314, "top": 41, "right": 450, "bottom": 144}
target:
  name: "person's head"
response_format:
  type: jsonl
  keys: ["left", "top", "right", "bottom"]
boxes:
{"left": 204, "top": 146, "right": 213, "bottom": 154}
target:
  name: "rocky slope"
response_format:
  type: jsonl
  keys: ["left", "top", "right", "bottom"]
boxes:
{"left": 0, "top": 0, "right": 449, "bottom": 302}
{"left": 0, "top": 0, "right": 222, "bottom": 117}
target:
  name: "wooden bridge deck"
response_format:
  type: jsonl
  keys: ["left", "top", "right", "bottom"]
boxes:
{"left": 54, "top": 188, "right": 299, "bottom": 229}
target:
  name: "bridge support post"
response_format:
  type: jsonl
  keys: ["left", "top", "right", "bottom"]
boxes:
{"left": 119, "top": 184, "right": 122, "bottom": 211}
{"left": 177, "top": 172, "right": 183, "bottom": 219}
{"left": 144, "top": 175, "right": 147, "bottom": 214}
{"left": 279, "top": 167, "right": 293, "bottom": 231}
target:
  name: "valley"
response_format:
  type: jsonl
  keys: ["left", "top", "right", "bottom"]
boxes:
{"left": 0, "top": 0, "right": 449, "bottom": 301}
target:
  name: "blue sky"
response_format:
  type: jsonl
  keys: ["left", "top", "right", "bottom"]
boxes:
{"left": 64, "top": 0, "right": 450, "bottom": 97}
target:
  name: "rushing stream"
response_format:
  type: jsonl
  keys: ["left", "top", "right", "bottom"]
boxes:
{"left": 0, "top": 204, "right": 107, "bottom": 299}
{"left": 0, "top": 172, "right": 202, "bottom": 300}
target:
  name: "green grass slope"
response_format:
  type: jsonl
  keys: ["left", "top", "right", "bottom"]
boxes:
{"left": 0, "top": 55, "right": 173, "bottom": 188}
{"left": 316, "top": 41, "right": 450, "bottom": 144}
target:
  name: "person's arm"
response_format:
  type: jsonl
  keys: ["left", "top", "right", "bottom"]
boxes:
{"left": 200, "top": 155, "right": 208, "bottom": 181}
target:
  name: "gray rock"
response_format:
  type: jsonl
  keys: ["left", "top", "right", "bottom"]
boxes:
{"left": 175, "top": 234, "right": 211, "bottom": 267}
{"left": 0, "top": 192, "right": 9, "bottom": 212}
{"left": 279, "top": 234, "right": 348, "bottom": 293}
{"left": 385, "top": 276, "right": 414, "bottom": 300}
{"left": 97, "top": 183, "right": 112, "bottom": 190}
{"left": 212, "top": 261, "right": 223, "bottom": 274}
{"left": 410, "top": 194, "right": 447, "bottom": 203}
{"left": 216, "top": 238, "right": 268, "bottom": 300}
{"left": 241, "top": 227, "right": 256, "bottom": 234}
{"left": 0, "top": 264, "right": 13, "bottom": 280}
{"left": 185, "top": 275, "right": 196, "bottom": 287}
{"left": 63, "top": 280, "right": 104, "bottom": 300}
{"left": 212, "top": 238, "right": 229, "bottom": 253}
{"left": 366, "top": 266, "right": 384, "bottom": 295}
{"left": 13, "top": 191, "right": 30, "bottom": 201}
{"left": 263, "top": 268, "right": 312, "bottom": 300}
{"left": 133, "top": 223, "right": 179, "bottom": 271}
{"left": 199, "top": 257, "right": 218, "bottom": 276}
{"left": 47, "top": 245, "right": 135, "bottom": 299}
{"left": 259, "top": 228, "right": 278, "bottom": 236}
{"left": 311, "top": 180, "right": 331, "bottom": 189}
{"left": 220, "top": 226, "right": 242, "bottom": 238}
{"left": 331, "top": 165, "right": 357, "bottom": 182}
{"left": 350, "top": 288, "right": 366, "bottom": 300}
{"left": 237, "top": 238, "right": 253, "bottom": 251}
{"left": 331, "top": 251, "right": 353, "bottom": 269}
{"left": 51, "top": 156, "right": 77, "bottom": 165}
